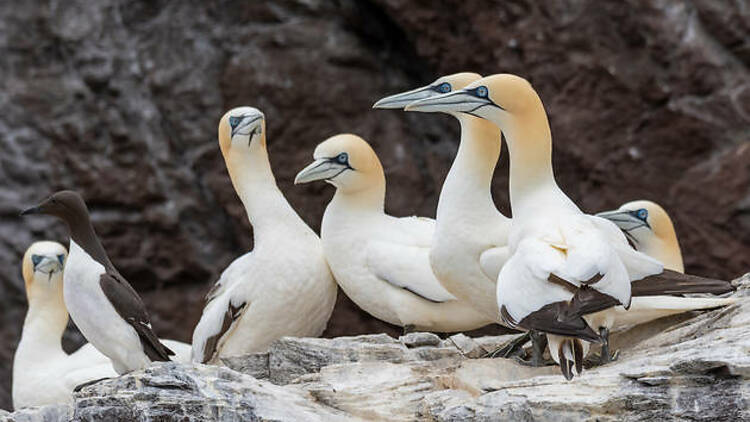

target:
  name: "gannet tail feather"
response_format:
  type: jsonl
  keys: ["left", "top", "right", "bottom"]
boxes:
{"left": 558, "top": 338, "right": 584, "bottom": 381}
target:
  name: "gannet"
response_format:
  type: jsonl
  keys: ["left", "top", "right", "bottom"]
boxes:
{"left": 374, "top": 73, "right": 510, "bottom": 320}
{"left": 406, "top": 74, "right": 735, "bottom": 379}
{"left": 597, "top": 200, "right": 683, "bottom": 273}
{"left": 191, "top": 107, "right": 337, "bottom": 364}
{"left": 295, "top": 134, "right": 493, "bottom": 332}
{"left": 12, "top": 241, "right": 191, "bottom": 409}
{"left": 21, "top": 191, "right": 176, "bottom": 374}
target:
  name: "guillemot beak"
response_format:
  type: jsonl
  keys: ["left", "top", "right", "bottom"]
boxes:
{"left": 373, "top": 85, "right": 436, "bottom": 109}
{"left": 405, "top": 89, "right": 491, "bottom": 114}
{"left": 20, "top": 206, "right": 41, "bottom": 216}
{"left": 295, "top": 159, "right": 348, "bottom": 185}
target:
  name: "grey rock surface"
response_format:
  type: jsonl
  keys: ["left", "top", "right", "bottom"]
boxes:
{"left": 3, "top": 275, "right": 748, "bottom": 421}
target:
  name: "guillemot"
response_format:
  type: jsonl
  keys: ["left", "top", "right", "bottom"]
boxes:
{"left": 21, "top": 191, "right": 175, "bottom": 374}
{"left": 406, "top": 74, "right": 735, "bottom": 379}
{"left": 295, "top": 134, "right": 493, "bottom": 332}
{"left": 191, "top": 107, "right": 337, "bottom": 364}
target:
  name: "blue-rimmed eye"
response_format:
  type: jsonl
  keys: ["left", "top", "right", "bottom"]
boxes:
{"left": 475, "top": 86, "right": 489, "bottom": 98}
{"left": 229, "top": 116, "right": 242, "bottom": 128}
{"left": 336, "top": 152, "right": 348, "bottom": 164}
{"left": 57, "top": 254, "right": 65, "bottom": 265}
{"left": 31, "top": 255, "right": 43, "bottom": 266}
{"left": 437, "top": 82, "right": 451, "bottom": 93}
{"left": 636, "top": 209, "right": 648, "bottom": 220}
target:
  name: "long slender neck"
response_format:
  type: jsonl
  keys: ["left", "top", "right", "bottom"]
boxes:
{"left": 17, "top": 281, "right": 68, "bottom": 358}
{"left": 437, "top": 114, "right": 502, "bottom": 219}
{"left": 225, "top": 145, "right": 304, "bottom": 242}
{"left": 502, "top": 103, "right": 567, "bottom": 215}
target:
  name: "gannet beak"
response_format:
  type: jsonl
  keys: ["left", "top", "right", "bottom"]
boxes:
{"left": 295, "top": 159, "right": 348, "bottom": 185}
{"left": 32, "top": 254, "right": 63, "bottom": 278}
{"left": 596, "top": 210, "right": 649, "bottom": 232}
{"left": 373, "top": 86, "right": 435, "bottom": 109}
{"left": 231, "top": 115, "right": 263, "bottom": 139}
{"left": 405, "top": 89, "right": 491, "bottom": 114}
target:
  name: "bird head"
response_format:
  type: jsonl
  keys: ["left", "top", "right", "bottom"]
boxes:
{"left": 20, "top": 190, "right": 89, "bottom": 226}
{"left": 295, "top": 134, "right": 383, "bottom": 194}
{"left": 598, "top": 200, "right": 677, "bottom": 247}
{"left": 22, "top": 241, "right": 67, "bottom": 299}
{"left": 372, "top": 72, "right": 482, "bottom": 110}
{"left": 405, "top": 73, "right": 542, "bottom": 127}
{"left": 218, "top": 106, "right": 267, "bottom": 158}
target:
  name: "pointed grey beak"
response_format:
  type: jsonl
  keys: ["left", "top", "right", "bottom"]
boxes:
{"left": 596, "top": 210, "right": 648, "bottom": 232}
{"left": 405, "top": 90, "right": 491, "bottom": 114}
{"left": 231, "top": 115, "right": 263, "bottom": 138}
{"left": 32, "top": 255, "right": 63, "bottom": 277}
{"left": 295, "top": 159, "right": 349, "bottom": 185}
{"left": 373, "top": 86, "right": 436, "bottom": 109}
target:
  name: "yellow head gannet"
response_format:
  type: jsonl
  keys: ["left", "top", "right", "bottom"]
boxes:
{"left": 295, "top": 134, "right": 493, "bottom": 332}
{"left": 12, "top": 241, "right": 114, "bottom": 409}
{"left": 12, "top": 241, "right": 191, "bottom": 409}
{"left": 406, "top": 74, "right": 735, "bottom": 379}
{"left": 191, "top": 107, "right": 338, "bottom": 364}
{"left": 375, "top": 73, "right": 510, "bottom": 322}
{"left": 597, "top": 200, "right": 684, "bottom": 273}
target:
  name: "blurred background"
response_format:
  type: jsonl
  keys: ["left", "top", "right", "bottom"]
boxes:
{"left": 0, "top": 0, "right": 748, "bottom": 410}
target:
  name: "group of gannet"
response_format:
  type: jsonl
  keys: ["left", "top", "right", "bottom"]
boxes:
{"left": 14, "top": 72, "right": 738, "bottom": 409}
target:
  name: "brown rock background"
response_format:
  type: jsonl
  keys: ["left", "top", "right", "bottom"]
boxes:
{"left": 0, "top": 0, "right": 747, "bottom": 410}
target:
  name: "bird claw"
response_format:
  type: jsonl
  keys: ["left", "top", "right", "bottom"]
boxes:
{"left": 584, "top": 349, "right": 620, "bottom": 368}
{"left": 512, "top": 354, "right": 556, "bottom": 367}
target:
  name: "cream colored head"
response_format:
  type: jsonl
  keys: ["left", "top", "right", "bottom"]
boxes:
{"left": 218, "top": 106, "right": 267, "bottom": 158}
{"left": 22, "top": 241, "right": 67, "bottom": 301}
{"left": 373, "top": 72, "right": 482, "bottom": 109}
{"left": 406, "top": 73, "right": 543, "bottom": 125}
{"left": 294, "top": 134, "right": 384, "bottom": 195}
{"left": 597, "top": 200, "right": 684, "bottom": 272}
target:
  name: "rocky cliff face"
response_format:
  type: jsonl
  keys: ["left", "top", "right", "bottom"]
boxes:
{"left": 0, "top": 0, "right": 748, "bottom": 411}
{"left": 2, "top": 275, "right": 748, "bottom": 421}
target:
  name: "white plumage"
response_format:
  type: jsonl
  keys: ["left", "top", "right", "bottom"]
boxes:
{"left": 191, "top": 107, "right": 337, "bottom": 363}
{"left": 295, "top": 133, "right": 492, "bottom": 332}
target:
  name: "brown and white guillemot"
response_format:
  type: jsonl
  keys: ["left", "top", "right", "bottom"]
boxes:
{"left": 21, "top": 191, "right": 174, "bottom": 374}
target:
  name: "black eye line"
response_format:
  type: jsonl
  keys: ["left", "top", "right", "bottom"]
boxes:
{"left": 628, "top": 210, "right": 651, "bottom": 229}
{"left": 326, "top": 155, "right": 354, "bottom": 171}
{"left": 465, "top": 87, "right": 505, "bottom": 111}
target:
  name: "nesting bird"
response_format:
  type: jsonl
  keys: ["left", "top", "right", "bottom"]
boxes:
{"left": 21, "top": 192, "right": 175, "bottom": 374}
{"left": 191, "top": 107, "right": 337, "bottom": 364}
{"left": 12, "top": 241, "right": 113, "bottom": 409}
{"left": 598, "top": 200, "right": 684, "bottom": 273}
{"left": 295, "top": 134, "right": 492, "bottom": 332}
{"left": 406, "top": 74, "right": 735, "bottom": 379}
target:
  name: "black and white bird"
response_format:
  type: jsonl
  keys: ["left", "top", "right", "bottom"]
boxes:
{"left": 21, "top": 191, "right": 174, "bottom": 374}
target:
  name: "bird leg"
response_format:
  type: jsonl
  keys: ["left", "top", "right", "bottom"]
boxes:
{"left": 512, "top": 330, "right": 556, "bottom": 367}
{"left": 584, "top": 327, "right": 619, "bottom": 367}
{"left": 73, "top": 377, "right": 111, "bottom": 393}
{"left": 486, "top": 331, "right": 530, "bottom": 358}
{"left": 402, "top": 324, "right": 416, "bottom": 335}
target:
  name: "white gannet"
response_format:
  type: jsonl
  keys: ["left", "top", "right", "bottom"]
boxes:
{"left": 406, "top": 74, "right": 735, "bottom": 379}
{"left": 191, "top": 107, "right": 337, "bottom": 364}
{"left": 295, "top": 134, "right": 493, "bottom": 332}
{"left": 22, "top": 192, "right": 176, "bottom": 374}
{"left": 597, "top": 200, "right": 684, "bottom": 273}
{"left": 374, "top": 73, "right": 510, "bottom": 320}
{"left": 12, "top": 241, "right": 191, "bottom": 409}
